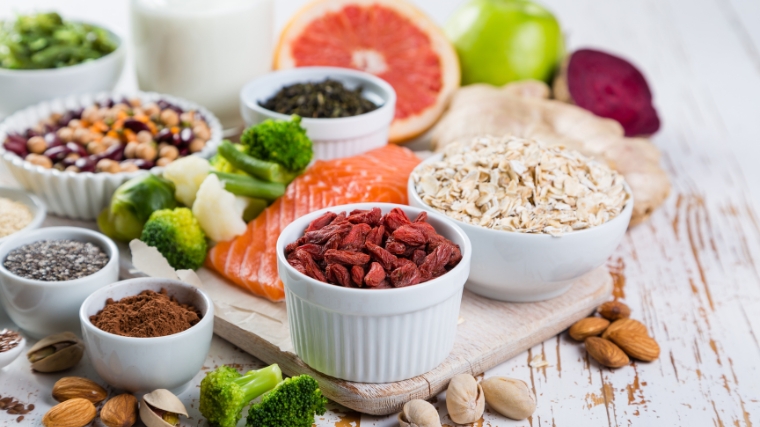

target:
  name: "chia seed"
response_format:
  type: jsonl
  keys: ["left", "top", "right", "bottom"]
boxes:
{"left": 3, "top": 240, "right": 109, "bottom": 281}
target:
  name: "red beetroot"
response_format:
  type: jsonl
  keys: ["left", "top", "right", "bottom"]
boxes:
{"left": 556, "top": 48, "right": 660, "bottom": 137}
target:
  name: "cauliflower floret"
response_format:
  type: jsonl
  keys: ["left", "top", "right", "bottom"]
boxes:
{"left": 163, "top": 156, "right": 211, "bottom": 207}
{"left": 193, "top": 174, "right": 247, "bottom": 242}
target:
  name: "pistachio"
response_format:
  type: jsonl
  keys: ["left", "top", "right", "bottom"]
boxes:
{"left": 398, "top": 399, "right": 441, "bottom": 427}
{"left": 445, "top": 374, "right": 485, "bottom": 424}
{"left": 140, "top": 389, "right": 188, "bottom": 427}
{"left": 101, "top": 394, "right": 138, "bottom": 427}
{"left": 481, "top": 377, "right": 536, "bottom": 420}
{"left": 52, "top": 377, "right": 107, "bottom": 404}
{"left": 27, "top": 332, "right": 85, "bottom": 373}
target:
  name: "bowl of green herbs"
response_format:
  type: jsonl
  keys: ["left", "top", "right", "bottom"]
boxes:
{"left": 0, "top": 12, "right": 125, "bottom": 117}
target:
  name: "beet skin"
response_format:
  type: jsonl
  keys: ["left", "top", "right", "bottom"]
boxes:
{"left": 565, "top": 49, "right": 661, "bottom": 137}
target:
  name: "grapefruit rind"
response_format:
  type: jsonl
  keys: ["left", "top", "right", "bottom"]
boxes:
{"left": 274, "top": 0, "right": 460, "bottom": 143}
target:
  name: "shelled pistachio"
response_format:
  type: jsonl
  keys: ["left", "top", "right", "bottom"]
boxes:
{"left": 140, "top": 389, "right": 188, "bottom": 427}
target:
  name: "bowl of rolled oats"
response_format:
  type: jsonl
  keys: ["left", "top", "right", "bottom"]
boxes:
{"left": 409, "top": 136, "right": 633, "bottom": 302}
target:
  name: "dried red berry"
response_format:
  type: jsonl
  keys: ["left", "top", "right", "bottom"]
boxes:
{"left": 324, "top": 234, "right": 341, "bottom": 251}
{"left": 390, "top": 262, "right": 423, "bottom": 288}
{"left": 392, "top": 225, "right": 426, "bottom": 247}
{"left": 340, "top": 223, "right": 371, "bottom": 252}
{"left": 305, "top": 212, "right": 338, "bottom": 233}
{"left": 366, "top": 225, "right": 385, "bottom": 247}
{"left": 326, "top": 263, "right": 352, "bottom": 287}
{"left": 414, "top": 211, "right": 428, "bottom": 223}
{"left": 383, "top": 208, "right": 411, "bottom": 231}
{"left": 295, "top": 243, "right": 324, "bottom": 261}
{"left": 420, "top": 243, "right": 454, "bottom": 279}
{"left": 386, "top": 240, "right": 407, "bottom": 255}
{"left": 351, "top": 265, "right": 365, "bottom": 287}
{"left": 366, "top": 242, "right": 398, "bottom": 271}
{"left": 364, "top": 262, "right": 387, "bottom": 288}
{"left": 303, "top": 223, "right": 352, "bottom": 244}
{"left": 412, "top": 249, "right": 427, "bottom": 267}
{"left": 294, "top": 249, "right": 326, "bottom": 282}
{"left": 324, "top": 249, "right": 370, "bottom": 265}
{"left": 348, "top": 207, "right": 382, "bottom": 226}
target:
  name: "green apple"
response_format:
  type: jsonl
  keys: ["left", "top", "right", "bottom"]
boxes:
{"left": 445, "top": 0, "right": 564, "bottom": 86}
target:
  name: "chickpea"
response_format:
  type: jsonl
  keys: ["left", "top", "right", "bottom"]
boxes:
{"left": 160, "top": 109, "right": 180, "bottom": 127}
{"left": 65, "top": 165, "right": 80, "bottom": 173}
{"left": 158, "top": 145, "right": 179, "bottom": 161}
{"left": 189, "top": 138, "right": 206, "bottom": 153}
{"left": 57, "top": 127, "right": 74, "bottom": 143}
{"left": 143, "top": 102, "right": 160, "bottom": 117}
{"left": 136, "top": 130, "right": 153, "bottom": 145}
{"left": 27, "top": 136, "right": 47, "bottom": 154}
{"left": 128, "top": 98, "right": 142, "bottom": 108}
{"left": 156, "top": 157, "right": 173, "bottom": 167}
{"left": 120, "top": 162, "right": 139, "bottom": 172}
{"left": 132, "top": 107, "right": 145, "bottom": 117}
{"left": 114, "top": 103, "right": 130, "bottom": 112}
{"left": 82, "top": 105, "right": 103, "bottom": 123}
{"left": 68, "top": 119, "right": 82, "bottom": 129}
{"left": 64, "top": 153, "right": 81, "bottom": 162}
{"left": 180, "top": 111, "right": 195, "bottom": 124}
{"left": 74, "top": 128, "right": 93, "bottom": 144}
{"left": 103, "top": 108, "right": 119, "bottom": 122}
{"left": 87, "top": 142, "right": 107, "bottom": 155}
{"left": 102, "top": 136, "right": 121, "bottom": 147}
{"left": 124, "top": 142, "right": 140, "bottom": 159}
{"left": 96, "top": 159, "right": 121, "bottom": 174}
{"left": 193, "top": 123, "right": 211, "bottom": 141}
{"left": 50, "top": 112, "right": 63, "bottom": 123}
{"left": 26, "top": 153, "right": 52, "bottom": 169}
{"left": 136, "top": 143, "right": 157, "bottom": 161}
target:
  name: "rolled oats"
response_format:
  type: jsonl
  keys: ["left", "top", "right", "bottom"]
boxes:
{"left": 412, "top": 136, "right": 630, "bottom": 236}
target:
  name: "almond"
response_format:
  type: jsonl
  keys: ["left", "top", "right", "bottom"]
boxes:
{"left": 569, "top": 317, "right": 610, "bottom": 341}
{"left": 585, "top": 337, "right": 630, "bottom": 368}
{"left": 597, "top": 301, "right": 631, "bottom": 321}
{"left": 101, "top": 394, "right": 138, "bottom": 427}
{"left": 52, "top": 377, "right": 107, "bottom": 404}
{"left": 42, "top": 398, "right": 96, "bottom": 427}
{"left": 607, "top": 330, "right": 661, "bottom": 362}
{"left": 602, "top": 318, "right": 647, "bottom": 339}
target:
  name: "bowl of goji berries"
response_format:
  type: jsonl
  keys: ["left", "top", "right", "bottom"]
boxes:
{"left": 277, "top": 203, "right": 471, "bottom": 383}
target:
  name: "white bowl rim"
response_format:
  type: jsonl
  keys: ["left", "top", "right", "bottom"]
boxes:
{"left": 276, "top": 202, "right": 472, "bottom": 295}
{"left": 0, "top": 90, "right": 223, "bottom": 178}
{"left": 241, "top": 66, "right": 397, "bottom": 125}
{"left": 79, "top": 277, "right": 214, "bottom": 342}
{"left": 0, "top": 226, "right": 119, "bottom": 287}
{"left": 0, "top": 24, "right": 124, "bottom": 76}
{"left": 0, "top": 187, "right": 47, "bottom": 243}
{"left": 408, "top": 152, "right": 635, "bottom": 239}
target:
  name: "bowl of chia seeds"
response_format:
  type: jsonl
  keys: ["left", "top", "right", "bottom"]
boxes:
{"left": 0, "top": 227, "right": 119, "bottom": 339}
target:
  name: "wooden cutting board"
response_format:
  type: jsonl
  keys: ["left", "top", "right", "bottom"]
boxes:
{"left": 43, "top": 215, "right": 612, "bottom": 416}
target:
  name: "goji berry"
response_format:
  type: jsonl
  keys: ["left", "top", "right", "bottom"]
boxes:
{"left": 303, "top": 222, "right": 352, "bottom": 244}
{"left": 366, "top": 225, "right": 386, "bottom": 247}
{"left": 305, "top": 212, "right": 338, "bottom": 233}
{"left": 412, "top": 249, "right": 427, "bottom": 267}
{"left": 419, "top": 244, "right": 454, "bottom": 280}
{"left": 295, "top": 243, "right": 324, "bottom": 261}
{"left": 340, "top": 223, "right": 371, "bottom": 251}
{"left": 324, "top": 234, "right": 341, "bottom": 251}
{"left": 383, "top": 208, "right": 411, "bottom": 231}
{"left": 324, "top": 249, "right": 370, "bottom": 265}
{"left": 351, "top": 265, "right": 365, "bottom": 287}
{"left": 364, "top": 262, "right": 387, "bottom": 288}
{"left": 293, "top": 249, "right": 326, "bottom": 282}
{"left": 392, "top": 224, "right": 426, "bottom": 247}
{"left": 348, "top": 207, "right": 382, "bottom": 226}
{"left": 386, "top": 239, "right": 407, "bottom": 255}
{"left": 390, "top": 262, "right": 423, "bottom": 288}
{"left": 326, "top": 263, "right": 351, "bottom": 287}
{"left": 365, "top": 242, "right": 398, "bottom": 271}
{"left": 414, "top": 211, "right": 428, "bottom": 223}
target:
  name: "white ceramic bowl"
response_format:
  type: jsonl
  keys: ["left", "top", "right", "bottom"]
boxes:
{"left": 241, "top": 67, "right": 396, "bottom": 160}
{"left": 0, "top": 26, "right": 125, "bottom": 118}
{"left": 0, "top": 227, "right": 119, "bottom": 339}
{"left": 408, "top": 153, "right": 633, "bottom": 302}
{"left": 79, "top": 278, "right": 214, "bottom": 394}
{"left": 277, "top": 202, "right": 471, "bottom": 383}
{"left": 0, "top": 91, "right": 222, "bottom": 219}
{"left": 0, "top": 332, "right": 25, "bottom": 370}
{"left": 0, "top": 187, "right": 46, "bottom": 245}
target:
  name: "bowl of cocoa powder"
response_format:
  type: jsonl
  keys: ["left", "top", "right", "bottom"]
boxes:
{"left": 78, "top": 277, "right": 214, "bottom": 394}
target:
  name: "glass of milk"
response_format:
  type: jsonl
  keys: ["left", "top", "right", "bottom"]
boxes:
{"left": 130, "top": 0, "right": 274, "bottom": 131}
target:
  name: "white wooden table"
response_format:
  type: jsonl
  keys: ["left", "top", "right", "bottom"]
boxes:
{"left": 1, "top": 0, "right": 759, "bottom": 425}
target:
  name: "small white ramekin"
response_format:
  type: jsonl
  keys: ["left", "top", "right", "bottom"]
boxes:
{"left": 408, "top": 153, "right": 633, "bottom": 302}
{"left": 0, "top": 187, "right": 46, "bottom": 245}
{"left": 0, "top": 91, "right": 222, "bottom": 220}
{"left": 0, "top": 227, "right": 119, "bottom": 339}
{"left": 79, "top": 277, "right": 214, "bottom": 394}
{"left": 240, "top": 67, "right": 396, "bottom": 161}
{"left": 277, "top": 203, "right": 471, "bottom": 383}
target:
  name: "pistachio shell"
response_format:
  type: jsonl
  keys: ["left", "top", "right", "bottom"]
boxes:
{"left": 398, "top": 399, "right": 441, "bottom": 427}
{"left": 445, "top": 374, "right": 485, "bottom": 424}
{"left": 27, "top": 332, "right": 85, "bottom": 373}
{"left": 140, "top": 390, "right": 187, "bottom": 427}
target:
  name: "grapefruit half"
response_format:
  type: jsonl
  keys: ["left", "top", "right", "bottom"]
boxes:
{"left": 274, "top": 0, "right": 460, "bottom": 143}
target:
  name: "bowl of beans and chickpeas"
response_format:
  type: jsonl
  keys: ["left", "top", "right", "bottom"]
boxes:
{"left": 0, "top": 92, "right": 221, "bottom": 219}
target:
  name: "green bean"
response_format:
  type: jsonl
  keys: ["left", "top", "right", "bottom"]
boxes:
{"left": 210, "top": 171, "right": 286, "bottom": 202}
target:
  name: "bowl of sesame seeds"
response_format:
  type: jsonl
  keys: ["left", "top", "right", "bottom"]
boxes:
{"left": 0, "top": 227, "right": 119, "bottom": 338}
{"left": 0, "top": 187, "right": 46, "bottom": 244}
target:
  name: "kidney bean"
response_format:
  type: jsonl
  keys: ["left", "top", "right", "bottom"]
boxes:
{"left": 44, "top": 132, "right": 63, "bottom": 149}
{"left": 66, "top": 142, "right": 87, "bottom": 158}
{"left": 98, "top": 144, "right": 125, "bottom": 161}
{"left": 123, "top": 119, "right": 150, "bottom": 134}
{"left": 44, "top": 145, "right": 72, "bottom": 162}
{"left": 156, "top": 128, "right": 174, "bottom": 144}
{"left": 24, "top": 129, "right": 40, "bottom": 139}
{"left": 75, "top": 156, "right": 97, "bottom": 173}
{"left": 3, "top": 138, "right": 28, "bottom": 158}
{"left": 180, "top": 128, "right": 194, "bottom": 145}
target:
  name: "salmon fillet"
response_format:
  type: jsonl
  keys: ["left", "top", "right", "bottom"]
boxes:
{"left": 206, "top": 145, "right": 422, "bottom": 301}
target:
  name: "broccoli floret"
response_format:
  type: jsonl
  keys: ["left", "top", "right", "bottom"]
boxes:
{"left": 246, "top": 375, "right": 327, "bottom": 427}
{"left": 241, "top": 116, "right": 313, "bottom": 173}
{"left": 140, "top": 207, "right": 207, "bottom": 270}
{"left": 200, "top": 364, "right": 283, "bottom": 427}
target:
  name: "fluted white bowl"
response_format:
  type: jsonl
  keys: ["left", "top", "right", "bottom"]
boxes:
{"left": 277, "top": 203, "right": 471, "bottom": 383}
{"left": 0, "top": 91, "right": 222, "bottom": 220}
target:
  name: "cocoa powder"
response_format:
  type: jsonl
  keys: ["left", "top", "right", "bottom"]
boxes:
{"left": 90, "top": 289, "right": 201, "bottom": 338}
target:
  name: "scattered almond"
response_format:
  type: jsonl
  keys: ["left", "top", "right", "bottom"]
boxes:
{"left": 607, "top": 330, "right": 660, "bottom": 362}
{"left": 597, "top": 301, "right": 631, "bottom": 321}
{"left": 585, "top": 337, "right": 629, "bottom": 368}
{"left": 101, "top": 394, "right": 138, "bottom": 427}
{"left": 569, "top": 317, "right": 610, "bottom": 341}
{"left": 52, "top": 377, "right": 107, "bottom": 404}
{"left": 42, "top": 398, "right": 96, "bottom": 427}
{"left": 602, "top": 318, "right": 647, "bottom": 340}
